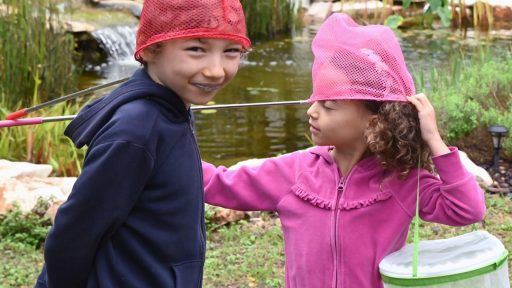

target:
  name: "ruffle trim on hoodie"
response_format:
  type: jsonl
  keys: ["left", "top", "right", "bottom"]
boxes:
{"left": 337, "top": 190, "right": 392, "bottom": 210}
{"left": 293, "top": 185, "right": 336, "bottom": 210}
{"left": 293, "top": 184, "right": 392, "bottom": 211}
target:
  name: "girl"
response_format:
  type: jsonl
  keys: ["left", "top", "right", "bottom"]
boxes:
{"left": 202, "top": 13, "right": 485, "bottom": 287}
{"left": 36, "top": 0, "right": 250, "bottom": 287}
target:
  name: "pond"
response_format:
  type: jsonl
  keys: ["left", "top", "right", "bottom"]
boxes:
{"left": 80, "top": 26, "right": 512, "bottom": 166}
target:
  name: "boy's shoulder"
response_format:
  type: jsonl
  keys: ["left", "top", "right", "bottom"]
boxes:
{"left": 94, "top": 98, "right": 188, "bottom": 150}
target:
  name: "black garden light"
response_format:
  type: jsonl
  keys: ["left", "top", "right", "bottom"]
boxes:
{"left": 488, "top": 125, "right": 509, "bottom": 170}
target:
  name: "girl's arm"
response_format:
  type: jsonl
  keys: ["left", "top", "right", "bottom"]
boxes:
{"left": 407, "top": 93, "right": 486, "bottom": 225}
{"left": 202, "top": 151, "right": 301, "bottom": 211}
{"left": 418, "top": 148, "right": 486, "bottom": 225}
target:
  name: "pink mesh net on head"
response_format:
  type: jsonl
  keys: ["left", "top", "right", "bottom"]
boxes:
{"left": 309, "top": 13, "right": 415, "bottom": 103}
{"left": 135, "top": 0, "right": 251, "bottom": 62}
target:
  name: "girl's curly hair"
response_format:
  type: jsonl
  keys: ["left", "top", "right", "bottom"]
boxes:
{"left": 363, "top": 101, "right": 434, "bottom": 179}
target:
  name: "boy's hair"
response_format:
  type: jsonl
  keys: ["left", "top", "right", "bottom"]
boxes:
{"left": 363, "top": 101, "right": 434, "bottom": 179}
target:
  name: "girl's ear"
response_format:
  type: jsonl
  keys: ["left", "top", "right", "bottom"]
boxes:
{"left": 367, "top": 115, "right": 379, "bottom": 128}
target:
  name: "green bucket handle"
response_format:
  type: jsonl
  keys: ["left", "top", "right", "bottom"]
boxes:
{"left": 412, "top": 150, "right": 480, "bottom": 277}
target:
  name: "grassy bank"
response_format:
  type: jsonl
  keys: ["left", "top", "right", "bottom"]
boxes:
{"left": 1, "top": 195, "right": 510, "bottom": 287}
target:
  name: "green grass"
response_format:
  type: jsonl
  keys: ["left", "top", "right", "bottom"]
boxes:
{"left": 1, "top": 195, "right": 510, "bottom": 287}
{"left": 204, "top": 217, "right": 285, "bottom": 288}
{"left": 0, "top": 241, "right": 45, "bottom": 288}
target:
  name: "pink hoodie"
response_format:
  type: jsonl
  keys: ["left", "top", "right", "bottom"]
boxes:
{"left": 202, "top": 146, "right": 486, "bottom": 287}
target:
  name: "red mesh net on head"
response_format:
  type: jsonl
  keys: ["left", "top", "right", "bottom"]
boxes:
{"left": 309, "top": 13, "right": 415, "bottom": 103}
{"left": 135, "top": 0, "right": 251, "bottom": 62}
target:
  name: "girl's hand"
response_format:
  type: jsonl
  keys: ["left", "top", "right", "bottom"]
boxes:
{"left": 406, "top": 93, "right": 450, "bottom": 156}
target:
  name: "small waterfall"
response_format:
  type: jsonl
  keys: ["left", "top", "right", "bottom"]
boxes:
{"left": 90, "top": 25, "right": 139, "bottom": 82}
{"left": 92, "top": 26, "right": 137, "bottom": 62}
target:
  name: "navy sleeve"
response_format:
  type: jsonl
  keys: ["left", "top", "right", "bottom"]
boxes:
{"left": 43, "top": 141, "right": 154, "bottom": 288}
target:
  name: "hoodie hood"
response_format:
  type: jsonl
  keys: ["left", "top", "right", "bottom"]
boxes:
{"left": 64, "top": 69, "right": 188, "bottom": 148}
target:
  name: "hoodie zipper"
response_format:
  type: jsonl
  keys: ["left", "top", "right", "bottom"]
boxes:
{"left": 186, "top": 114, "right": 207, "bottom": 257}
{"left": 333, "top": 168, "right": 355, "bottom": 288}
{"left": 332, "top": 176, "right": 344, "bottom": 288}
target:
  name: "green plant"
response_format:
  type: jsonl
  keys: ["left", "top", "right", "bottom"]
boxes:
{"left": 387, "top": 0, "right": 494, "bottom": 29}
{"left": 0, "top": 200, "right": 52, "bottom": 250}
{"left": 0, "top": 0, "right": 79, "bottom": 110}
{"left": 0, "top": 101, "right": 85, "bottom": 176}
{"left": 416, "top": 48, "right": 512, "bottom": 156}
{"left": 241, "top": 0, "right": 298, "bottom": 40}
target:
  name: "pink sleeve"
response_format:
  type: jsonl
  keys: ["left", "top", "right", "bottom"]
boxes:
{"left": 418, "top": 147, "right": 486, "bottom": 226}
{"left": 202, "top": 151, "right": 300, "bottom": 211}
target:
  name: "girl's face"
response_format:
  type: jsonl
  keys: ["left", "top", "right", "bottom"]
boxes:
{"left": 307, "top": 100, "right": 375, "bottom": 147}
{"left": 141, "top": 38, "right": 244, "bottom": 108}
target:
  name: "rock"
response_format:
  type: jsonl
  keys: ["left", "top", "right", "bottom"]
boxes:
{"left": 453, "top": 0, "right": 512, "bottom": 23}
{"left": 431, "top": 226, "right": 441, "bottom": 235}
{"left": 0, "top": 159, "right": 76, "bottom": 216}
{"left": 0, "top": 177, "right": 76, "bottom": 214}
{"left": 0, "top": 160, "right": 52, "bottom": 180}
{"left": 63, "top": 20, "right": 96, "bottom": 33}
{"left": 459, "top": 151, "right": 494, "bottom": 188}
{"left": 46, "top": 200, "right": 64, "bottom": 224}
{"left": 209, "top": 206, "right": 249, "bottom": 225}
{"left": 0, "top": 4, "right": 9, "bottom": 14}
{"left": 305, "top": 1, "right": 333, "bottom": 24}
{"left": 92, "top": 0, "right": 143, "bottom": 18}
{"left": 494, "top": 5, "right": 512, "bottom": 21}
{"left": 332, "top": 0, "right": 386, "bottom": 14}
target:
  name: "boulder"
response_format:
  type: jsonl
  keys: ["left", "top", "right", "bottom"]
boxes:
{"left": 304, "top": 1, "right": 333, "bottom": 24}
{"left": 0, "top": 177, "right": 76, "bottom": 214}
{"left": 494, "top": 4, "right": 512, "bottom": 21}
{"left": 207, "top": 205, "right": 249, "bottom": 226}
{"left": 0, "top": 160, "right": 52, "bottom": 180}
{"left": 459, "top": 151, "right": 494, "bottom": 188}
{"left": 0, "top": 159, "right": 76, "bottom": 216}
{"left": 91, "top": 0, "right": 143, "bottom": 18}
{"left": 452, "top": 0, "right": 512, "bottom": 23}
{"left": 63, "top": 20, "right": 96, "bottom": 33}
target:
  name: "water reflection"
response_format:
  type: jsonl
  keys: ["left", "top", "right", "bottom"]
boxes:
{"left": 82, "top": 26, "right": 512, "bottom": 166}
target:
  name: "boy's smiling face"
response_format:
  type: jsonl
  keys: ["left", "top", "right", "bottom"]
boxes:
{"left": 141, "top": 38, "right": 244, "bottom": 108}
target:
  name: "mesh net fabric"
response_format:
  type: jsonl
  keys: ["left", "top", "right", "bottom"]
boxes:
{"left": 309, "top": 13, "right": 415, "bottom": 103}
{"left": 134, "top": 0, "right": 251, "bottom": 62}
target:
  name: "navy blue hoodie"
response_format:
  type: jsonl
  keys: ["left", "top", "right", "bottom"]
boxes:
{"left": 35, "top": 69, "right": 206, "bottom": 288}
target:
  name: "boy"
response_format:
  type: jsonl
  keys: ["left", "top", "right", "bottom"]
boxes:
{"left": 35, "top": 1, "right": 251, "bottom": 287}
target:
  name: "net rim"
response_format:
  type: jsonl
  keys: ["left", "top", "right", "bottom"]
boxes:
{"left": 381, "top": 250, "right": 509, "bottom": 286}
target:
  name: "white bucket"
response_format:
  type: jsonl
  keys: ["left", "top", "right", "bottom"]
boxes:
{"left": 379, "top": 231, "right": 509, "bottom": 287}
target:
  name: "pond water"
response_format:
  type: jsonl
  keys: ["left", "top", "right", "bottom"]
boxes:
{"left": 81, "top": 26, "right": 512, "bottom": 166}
